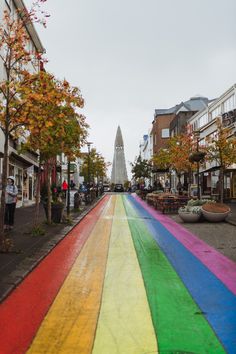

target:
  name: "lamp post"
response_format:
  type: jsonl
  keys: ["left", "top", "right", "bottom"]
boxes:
{"left": 86, "top": 142, "right": 92, "bottom": 202}
{"left": 189, "top": 131, "right": 206, "bottom": 200}
{"left": 194, "top": 130, "right": 201, "bottom": 200}
{"left": 67, "top": 159, "right": 71, "bottom": 216}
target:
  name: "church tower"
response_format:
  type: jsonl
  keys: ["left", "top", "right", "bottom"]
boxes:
{"left": 111, "top": 126, "right": 128, "bottom": 185}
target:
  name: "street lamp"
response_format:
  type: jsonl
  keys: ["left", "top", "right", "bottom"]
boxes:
{"left": 86, "top": 142, "right": 93, "bottom": 201}
{"left": 67, "top": 159, "right": 71, "bottom": 216}
{"left": 189, "top": 130, "right": 205, "bottom": 200}
{"left": 195, "top": 131, "right": 201, "bottom": 200}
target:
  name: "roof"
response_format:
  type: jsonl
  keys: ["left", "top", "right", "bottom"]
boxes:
{"left": 154, "top": 96, "right": 213, "bottom": 119}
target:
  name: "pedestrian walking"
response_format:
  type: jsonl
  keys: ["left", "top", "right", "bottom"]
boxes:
{"left": 62, "top": 180, "right": 68, "bottom": 198}
{"left": 4, "top": 176, "right": 18, "bottom": 230}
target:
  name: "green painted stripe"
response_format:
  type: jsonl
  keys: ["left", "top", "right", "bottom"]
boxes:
{"left": 123, "top": 196, "right": 225, "bottom": 354}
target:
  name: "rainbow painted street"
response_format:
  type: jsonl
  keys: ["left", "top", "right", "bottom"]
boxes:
{"left": 0, "top": 195, "right": 236, "bottom": 353}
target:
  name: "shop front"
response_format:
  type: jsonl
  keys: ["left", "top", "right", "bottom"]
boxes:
{"left": 201, "top": 168, "right": 236, "bottom": 201}
{"left": 8, "top": 151, "right": 39, "bottom": 207}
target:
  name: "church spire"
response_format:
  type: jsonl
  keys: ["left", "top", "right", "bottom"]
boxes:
{"left": 111, "top": 126, "right": 128, "bottom": 185}
{"left": 114, "top": 126, "right": 124, "bottom": 148}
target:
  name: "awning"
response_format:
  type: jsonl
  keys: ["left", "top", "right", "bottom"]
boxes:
{"left": 9, "top": 151, "right": 39, "bottom": 168}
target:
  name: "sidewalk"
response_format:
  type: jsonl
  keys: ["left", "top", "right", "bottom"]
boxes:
{"left": 0, "top": 197, "right": 103, "bottom": 302}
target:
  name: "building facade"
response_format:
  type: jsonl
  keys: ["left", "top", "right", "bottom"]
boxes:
{"left": 151, "top": 96, "right": 211, "bottom": 189}
{"left": 187, "top": 84, "right": 236, "bottom": 200}
{"left": 0, "top": 0, "right": 44, "bottom": 206}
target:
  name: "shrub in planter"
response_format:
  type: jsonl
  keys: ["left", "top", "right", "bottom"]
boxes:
{"left": 178, "top": 206, "right": 202, "bottom": 223}
{"left": 202, "top": 203, "right": 231, "bottom": 222}
{"left": 187, "top": 199, "right": 215, "bottom": 207}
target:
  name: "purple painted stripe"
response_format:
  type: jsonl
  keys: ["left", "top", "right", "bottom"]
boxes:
{"left": 133, "top": 194, "right": 236, "bottom": 295}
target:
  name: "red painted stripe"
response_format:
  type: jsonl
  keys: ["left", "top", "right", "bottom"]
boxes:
{"left": 0, "top": 196, "right": 109, "bottom": 354}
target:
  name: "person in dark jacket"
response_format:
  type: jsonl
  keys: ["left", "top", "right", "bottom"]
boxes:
{"left": 4, "top": 176, "right": 18, "bottom": 230}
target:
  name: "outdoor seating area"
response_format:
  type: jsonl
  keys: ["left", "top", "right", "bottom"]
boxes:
{"left": 146, "top": 192, "right": 189, "bottom": 214}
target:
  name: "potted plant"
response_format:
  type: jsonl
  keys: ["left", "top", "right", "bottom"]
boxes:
{"left": 189, "top": 151, "right": 206, "bottom": 163}
{"left": 42, "top": 186, "right": 65, "bottom": 223}
{"left": 201, "top": 203, "right": 231, "bottom": 222}
{"left": 187, "top": 198, "right": 213, "bottom": 206}
{"left": 178, "top": 205, "right": 202, "bottom": 222}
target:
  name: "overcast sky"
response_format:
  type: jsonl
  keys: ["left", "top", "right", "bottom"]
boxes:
{"left": 26, "top": 0, "right": 236, "bottom": 178}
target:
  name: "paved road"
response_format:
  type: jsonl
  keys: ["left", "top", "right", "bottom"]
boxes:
{"left": 0, "top": 194, "right": 235, "bottom": 353}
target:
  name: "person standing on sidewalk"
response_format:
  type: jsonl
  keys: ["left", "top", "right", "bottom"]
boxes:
{"left": 4, "top": 176, "right": 18, "bottom": 230}
{"left": 62, "top": 180, "right": 68, "bottom": 198}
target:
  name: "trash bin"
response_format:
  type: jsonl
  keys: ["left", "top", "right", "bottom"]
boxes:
{"left": 74, "top": 192, "right": 80, "bottom": 209}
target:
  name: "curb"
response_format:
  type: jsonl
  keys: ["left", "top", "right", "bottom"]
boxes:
{"left": 0, "top": 195, "right": 105, "bottom": 303}
{"left": 226, "top": 218, "right": 236, "bottom": 226}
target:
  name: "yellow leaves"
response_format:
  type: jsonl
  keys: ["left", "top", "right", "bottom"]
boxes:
{"left": 45, "top": 121, "right": 53, "bottom": 128}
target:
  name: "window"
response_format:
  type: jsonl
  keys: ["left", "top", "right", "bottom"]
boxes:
{"left": 193, "top": 120, "right": 199, "bottom": 131}
{"left": 223, "top": 95, "right": 235, "bottom": 113}
{"left": 199, "top": 113, "right": 208, "bottom": 128}
{"left": 211, "top": 105, "right": 221, "bottom": 119}
{"left": 161, "top": 129, "right": 169, "bottom": 138}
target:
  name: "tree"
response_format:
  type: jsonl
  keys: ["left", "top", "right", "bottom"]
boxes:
{"left": 80, "top": 148, "right": 107, "bottom": 185}
{"left": 21, "top": 71, "right": 88, "bottom": 224}
{"left": 151, "top": 148, "right": 171, "bottom": 171}
{"left": 0, "top": 1, "right": 47, "bottom": 248}
{"left": 205, "top": 119, "right": 236, "bottom": 203}
{"left": 131, "top": 156, "right": 152, "bottom": 187}
{"left": 152, "top": 134, "right": 197, "bottom": 193}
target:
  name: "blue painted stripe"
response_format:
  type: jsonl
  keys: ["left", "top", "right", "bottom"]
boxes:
{"left": 127, "top": 195, "right": 236, "bottom": 354}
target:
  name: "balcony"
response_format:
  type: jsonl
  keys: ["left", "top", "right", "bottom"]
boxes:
{"left": 222, "top": 109, "right": 236, "bottom": 127}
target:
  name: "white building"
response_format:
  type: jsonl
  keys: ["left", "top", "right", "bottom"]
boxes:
{"left": 138, "top": 130, "right": 153, "bottom": 187}
{"left": 0, "top": 0, "right": 44, "bottom": 206}
{"left": 187, "top": 84, "right": 236, "bottom": 200}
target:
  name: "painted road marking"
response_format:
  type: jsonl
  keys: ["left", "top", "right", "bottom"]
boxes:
{"left": 92, "top": 196, "right": 158, "bottom": 354}
{"left": 124, "top": 196, "right": 225, "bottom": 353}
{"left": 0, "top": 196, "right": 109, "bottom": 354}
{"left": 133, "top": 193, "right": 236, "bottom": 296}
{"left": 27, "top": 196, "right": 115, "bottom": 354}
{"left": 129, "top": 195, "right": 236, "bottom": 353}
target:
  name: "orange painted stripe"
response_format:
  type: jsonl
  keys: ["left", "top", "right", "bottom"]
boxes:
{"left": 27, "top": 196, "right": 116, "bottom": 354}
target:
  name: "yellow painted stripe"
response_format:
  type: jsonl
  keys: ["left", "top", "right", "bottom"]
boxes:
{"left": 28, "top": 196, "right": 116, "bottom": 354}
{"left": 92, "top": 196, "right": 158, "bottom": 354}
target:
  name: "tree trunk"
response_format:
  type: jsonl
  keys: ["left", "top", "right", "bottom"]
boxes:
{"left": 188, "top": 167, "right": 192, "bottom": 197}
{"left": 47, "top": 163, "right": 52, "bottom": 223}
{"left": 0, "top": 134, "right": 9, "bottom": 248}
{"left": 219, "top": 166, "right": 224, "bottom": 203}
{"left": 34, "top": 157, "right": 42, "bottom": 227}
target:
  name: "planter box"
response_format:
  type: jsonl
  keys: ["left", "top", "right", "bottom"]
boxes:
{"left": 43, "top": 203, "right": 65, "bottom": 223}
{"left": 202, "top": 209, "right": 230, "bottom": 222}
{"left": 178, "top": 211, "right": 201, "bottom": 223}
{"left": 202, "top": 203, "right": 231, "bottom": 222}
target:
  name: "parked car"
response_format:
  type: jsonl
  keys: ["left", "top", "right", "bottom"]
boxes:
{"left": 114, "top": 184, "right": 124, "bottom": 192}
{"left": 103, "top": 184, "right": 110, "bottom": 192}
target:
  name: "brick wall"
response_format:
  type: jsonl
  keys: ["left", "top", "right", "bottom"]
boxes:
{"left": 152, "top": 114, "right": 176, "bottom": 154}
